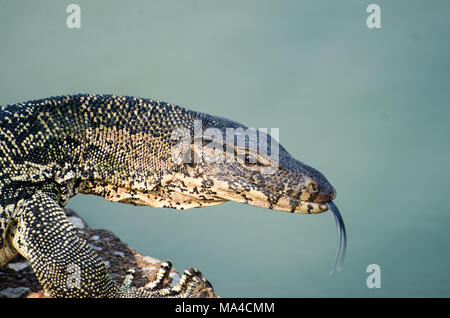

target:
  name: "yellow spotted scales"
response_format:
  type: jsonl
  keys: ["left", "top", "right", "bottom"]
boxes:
{"left": 0, "top": 94, "right": 338, "bottom": 297}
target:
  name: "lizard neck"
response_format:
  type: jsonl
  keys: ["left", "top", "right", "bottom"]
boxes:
{"left": 68, "top": 94, "right": 197, "bottom": 203}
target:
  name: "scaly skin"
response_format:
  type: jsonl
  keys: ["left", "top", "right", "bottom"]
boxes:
{"left": 0, "top": 94, "right": 336, "bottom": 297}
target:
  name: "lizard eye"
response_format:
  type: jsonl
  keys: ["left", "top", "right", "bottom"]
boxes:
{"left": 234, "top": 148, "right": 274, "bottom": 170}
{"left": 243, "top": 153, "right": 257, "bottom": 167}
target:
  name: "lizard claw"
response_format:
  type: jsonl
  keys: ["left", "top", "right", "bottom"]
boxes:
{"left": 117, "top": 268, "right": 136, "bottom": 297}
{"left": 172, "top": 267, "right": 213, "bottom": 296}
{"left": 146, "top": 261, "right": 173, "bottom": 290}
{"left": 117, "top": 263, "right": 214, "bottom": 298}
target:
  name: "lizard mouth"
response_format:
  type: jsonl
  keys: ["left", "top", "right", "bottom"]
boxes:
{"left": 213, "top": 186, "right": 330, "bottom": 214}
{"left": 274, "top": 198, "right": 329, "bottom": 214}
{"left": 201, "top": 177, "right": 330, "bottom": 214}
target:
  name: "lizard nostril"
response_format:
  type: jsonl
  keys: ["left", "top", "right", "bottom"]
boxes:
{"left": 331, "top": 188, "right": 336, "bottom": 200}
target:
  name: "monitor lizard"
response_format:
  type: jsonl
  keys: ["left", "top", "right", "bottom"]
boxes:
{"left": 0, "top": 94, "right": 346, "bottom": 297}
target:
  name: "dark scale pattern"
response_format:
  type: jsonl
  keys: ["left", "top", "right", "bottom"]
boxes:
{"left": 0, "top": 94, "right": 336, "bottom": 297}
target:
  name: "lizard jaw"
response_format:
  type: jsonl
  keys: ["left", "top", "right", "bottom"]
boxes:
{"left": 159, "top": 174, "right": 329, "bottom": 213}
{"left": 231, "top": 193, "right": 329, "bottom": 214}
{"left": 202, "top": 179, "right": 329, "bottom": 214}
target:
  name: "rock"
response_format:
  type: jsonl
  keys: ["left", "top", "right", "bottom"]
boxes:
{"left": 0, "top": 287, "right": 30, "bottom": 298}
{"left": 0, "top": 208, "right": 217, "bottom": 298}
{"left": 7, "top": 261, "right": 30, "bottom": 271}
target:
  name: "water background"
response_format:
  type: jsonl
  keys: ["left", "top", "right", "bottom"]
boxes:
{"left": 1, "top": 0, "right": 449, "bottom": 297}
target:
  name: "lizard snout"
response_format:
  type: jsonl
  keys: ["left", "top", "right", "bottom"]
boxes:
{"left": 303, "top": 176, "right": 336, "bottom": 203}
{"left": 313, "top": 185, "right": 336, "bottom": 203}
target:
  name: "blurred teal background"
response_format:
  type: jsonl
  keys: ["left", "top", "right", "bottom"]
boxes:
{"left": 1, "top": 0, "right": 450, "bottom": 297}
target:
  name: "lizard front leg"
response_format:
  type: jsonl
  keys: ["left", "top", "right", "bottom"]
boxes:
{"left": 7, "top": 191, "right": 212, "bottom": 297}
{"left": 8, "top": 191, "right": 120, "bottom": 297}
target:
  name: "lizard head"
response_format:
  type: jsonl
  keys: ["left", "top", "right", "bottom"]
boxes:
{"left": 93, "top": 103, "right": 345, "bottom": 271}
{"left": 161, "top": 113, "right": 346, "bottom": 272}
{"left": 162, "top": 114, "right": 336, "bottom": 214}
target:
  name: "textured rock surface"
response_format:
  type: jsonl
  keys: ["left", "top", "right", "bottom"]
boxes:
{"left": 0, "top": 208, "right": 216, "bottom": 298}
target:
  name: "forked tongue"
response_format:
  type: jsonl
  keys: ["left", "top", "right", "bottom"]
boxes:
{"left": 327, "top": 201, "right": 347, "bottom": 275}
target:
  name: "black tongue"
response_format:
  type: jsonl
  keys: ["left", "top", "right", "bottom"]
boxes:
{"left": 327, "top": 201, "right": 347, "bottom": 275}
